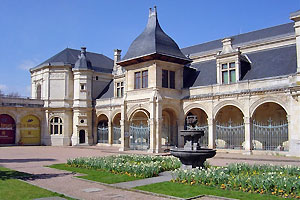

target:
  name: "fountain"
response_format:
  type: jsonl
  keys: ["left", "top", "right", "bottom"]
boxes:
{"left": 170, "top": 115, "right": 216, "bottom": 168}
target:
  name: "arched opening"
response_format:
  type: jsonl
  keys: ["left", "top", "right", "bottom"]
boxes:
{"left": 112, "top": 113, "right": 121, "bottom": 144}
{"left": 162, "top": 108, "right": 178, "bottom": 148}
{"left": 252, "top": 102, "right": 288, "bottom": 151}
{"left": 79, "top": 130, "right": 85, "bottom": 144}
{"left": 215, "top": 105, "right": 244, "bottom": 149}
{"left": 0, "top": 114, "right": 16, "bottom": 144}
{"left": 184, "top": 108, "right": 208, "bottom": 148}
{"left": 97, "top": 114, "right": 108, "bottom": 143}
{"left": 20, "top": 115, "right": 40, "bottom": 145}
{"left": 36, "top": 84, "right": 41, "bottom": 100}
{"left": 129, "top": 109, "right": 150, "bottom": 150}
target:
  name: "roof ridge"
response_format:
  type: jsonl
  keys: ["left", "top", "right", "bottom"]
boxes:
{"left": 181, "top": 22, "right": 294, "bottom": 52}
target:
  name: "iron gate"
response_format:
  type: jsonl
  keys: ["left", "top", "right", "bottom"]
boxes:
{"left": 252, "top": 120, "right": 288, "bottom": 151}
{"left": 216, "top": 121, "right": 245, "bottom": 149}
{"left": 193, "top": 125, "right": 208, "bottom": 148}
{"left": 97, "top": 127, "right": 108, "bottom": 143}
{"left": 113, "top": 127, "right": 121, "bottom": 144}
{"left": 129, "top": 124, "right": 150, "bottom": 150}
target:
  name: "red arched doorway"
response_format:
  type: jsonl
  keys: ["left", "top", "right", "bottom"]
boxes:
{"left": 0, "top": 114, "right": 16, "bottom": 144}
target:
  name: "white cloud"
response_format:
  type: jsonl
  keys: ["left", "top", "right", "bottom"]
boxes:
{"left": 18, "top": 59, "right": 39, "bottom": 70}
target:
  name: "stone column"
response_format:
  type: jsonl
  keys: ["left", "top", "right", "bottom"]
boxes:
{"left": 177, "top": 118, "right": 185, "bottom": 148}
{"left": 108, "top": 120, "right": 113, "bottom": 145}
{"left": 155, "top": 99, "right": 163, "bottom": 153}
{"left": 243, "top": 116, "right": 252, "bottom": 154}
{"left": 208, "top": 118, "right": 215, "bottom": 149}
{"left": 149, "top": 100, "right": 156, "bottom": 153}
{"left": 119, "top": 102, "right": 128, "bottom": 151}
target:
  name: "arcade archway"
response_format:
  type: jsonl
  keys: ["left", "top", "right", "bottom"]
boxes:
{"left": 0, "top": 114, "right": 15, "bottom": 144}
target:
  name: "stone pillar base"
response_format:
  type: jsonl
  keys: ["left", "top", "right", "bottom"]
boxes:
{"left": 242, "top": 150, "right": 253, "bottom": 155}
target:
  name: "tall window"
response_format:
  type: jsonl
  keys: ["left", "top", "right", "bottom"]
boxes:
{"left": 116, "top": 82, "right": 124, "bottom": 98}
{"left": 162, "top": 70, "right": 168, "bottom": 88}
{"left": 162, "top": 70, "right": 175, "bottom": 89}
{"left": 134, "top": 72, "right": 141, "bottom": 89}
{"left": 169, "top": 71, "right": 175, "bottom": 89}
{"left": 134, "top": 70, "right": 148, "bottom": 89}
{"left": 36, "top": 84, "right": 41, "bottom": 100}
{"left": 142, "top": 70, "right": 148, "bottom": 88}
{"left": 221, "top": 62, "right": 236, "bottom": 84}
{"left": 50, "top": 117, "right": 63, "bottom": 135}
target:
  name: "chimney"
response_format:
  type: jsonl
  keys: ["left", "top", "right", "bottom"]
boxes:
{"left": 114, "top": 49, "right": 122, "bottom": 65}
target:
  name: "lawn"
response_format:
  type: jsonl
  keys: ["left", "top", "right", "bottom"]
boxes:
{"left": 49, "top": 163, "right": 142, "bottom": 184}
{"left": 0, "top": 166, "right": 73, "bottom": 200}
{"left": 135, "top": 181, "right": 291, "bottom": 200}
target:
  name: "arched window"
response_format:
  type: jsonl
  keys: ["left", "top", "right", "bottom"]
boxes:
{"left": 50, "top": 117, "right": 63, "bottom": 135}
{"left": 36, "top": 84, "right": 41, "bottom": 100}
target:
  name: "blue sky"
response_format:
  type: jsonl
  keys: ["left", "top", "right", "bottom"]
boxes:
{"left": 0, "top": 0, "right": 299, "bottom": 97}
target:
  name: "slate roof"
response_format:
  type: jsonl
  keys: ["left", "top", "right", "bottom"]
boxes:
{"left": 118, "top": 7, "right": 191, "bottom": 66}
{"left": 184, "top": 44, "right": 297, "bottom": 88}
{"left": 97, "top": 80, "right": 114, "bottom": 99}
{"left": 31, "top": 48, "right": 113, "bottom": 73}
{"left": 181, "top": 23, "right": 295, "bottom": 56}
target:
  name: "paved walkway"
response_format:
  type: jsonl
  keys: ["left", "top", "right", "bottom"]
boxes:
{"left": 0, "top": 146, "right": 299, "bottom": 200}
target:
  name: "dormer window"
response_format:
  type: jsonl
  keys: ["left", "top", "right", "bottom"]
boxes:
{"left": 221, "top": 62, "right": 236, "bottom": 84}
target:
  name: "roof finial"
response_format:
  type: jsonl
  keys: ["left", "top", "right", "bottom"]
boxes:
{"left": 149, "top": 6, "right": 157, "bottom": 17}
{"left": 81, "top": 47, "right": 87, "bottom": 56}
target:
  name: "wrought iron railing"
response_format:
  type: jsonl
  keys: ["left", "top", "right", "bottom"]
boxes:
{"left": 129, "top": 124, "right": 150, "bottom": 150}
{"left": 97, "top": 127, "right": 108, "bottom": 143}
{"left": 215, "top": 121, "right": 245, "bottom": 149}
{"left": 252, "top": 120, "right": 288, "bottom": 151}
{"left": 113, "top": 126, "right": 121, "bottom": 144}
{"left": 193, "top": 125, "right": 208, "bottom": 148}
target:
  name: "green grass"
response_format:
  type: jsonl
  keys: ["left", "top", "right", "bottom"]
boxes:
{"left": 0, "top": 166, "right": 73, "bottom": 200}
{"left": 135, "top": 181, "right": 290, "bottom": 200}
{"left": 49, "top": 163, "right": 142, "bottom": 184}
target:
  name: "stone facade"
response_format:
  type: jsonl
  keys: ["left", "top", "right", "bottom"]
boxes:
{"left": 0, "top": 8, "right": 300, "bottom": 157}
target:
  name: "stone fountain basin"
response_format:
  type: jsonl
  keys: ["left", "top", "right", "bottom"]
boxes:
{"left": 170, "top": 148, "right": 216, "bottom": 167}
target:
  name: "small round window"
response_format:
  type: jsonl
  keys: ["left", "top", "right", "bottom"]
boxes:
{"left": 80, "top": 119, "right": 84, "bottom": 123}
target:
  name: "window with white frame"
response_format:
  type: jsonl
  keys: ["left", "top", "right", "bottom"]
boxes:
{"left": 116, "top": 82, "right": 124, "bottom": 98}
{"left": 50, "top": 117, "right": 63, "bottom": 135}
{"left": 221, "top": 62, "right": 236, "bottom": 84}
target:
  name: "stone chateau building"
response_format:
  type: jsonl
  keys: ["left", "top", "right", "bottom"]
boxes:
{"left": 1, "top": 7, "right": 300, "bottom": 157}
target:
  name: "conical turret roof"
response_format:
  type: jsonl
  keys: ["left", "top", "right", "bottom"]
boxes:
{"left": 118, "top": 7, "right": 191, "bottom": 66}
{"left": 74, "top": 47, "right": 93, "bottom": 70}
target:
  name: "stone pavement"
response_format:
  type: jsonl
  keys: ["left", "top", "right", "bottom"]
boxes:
{"left": 112, "top": 171, "right": 172, "bottom": 189}
{"left": 0, "top": 146, "right": 300, "bottom": 200}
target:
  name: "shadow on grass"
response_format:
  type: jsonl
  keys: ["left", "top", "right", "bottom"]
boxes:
{"left": 0, "top": 158, "right": 56, "bottom": 163}
{"left": 0, "top": 168, "right": 74, "bottom": 181}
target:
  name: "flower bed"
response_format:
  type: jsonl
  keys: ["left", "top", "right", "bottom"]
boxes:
{"left": 67, "top": 155, "right": 181, "bottom": 178}
{"left": 171, "top": 163, "right": 300, "bottom": 199}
